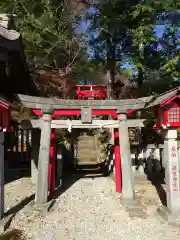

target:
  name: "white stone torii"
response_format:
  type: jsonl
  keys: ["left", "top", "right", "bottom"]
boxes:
{"left": 15, "top": 94, "right": 151, "bottom": 207}
{"left": 6, "top": 92, "right": 180, "bottom": 223}
{"left": 20, "top": 119, "right": 145, "bottom": 130}
{"left": 21, "top": 117, "right": 144, "bottom": 204}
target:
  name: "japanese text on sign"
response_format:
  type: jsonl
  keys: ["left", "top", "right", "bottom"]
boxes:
{"left": 172, "top": 166, "right": 177, "bottom": 190}
{"left": 171, "top": 145, "right": 177, "bottom": 158}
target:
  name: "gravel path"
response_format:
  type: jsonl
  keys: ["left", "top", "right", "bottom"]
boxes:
{"left": 6, "top": 176, "right": 180, "bottom": 240}
{"left": 5, "top": 178, "right": 35, "bottom": 212}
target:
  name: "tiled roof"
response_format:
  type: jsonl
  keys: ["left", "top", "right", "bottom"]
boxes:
{"left": 0, "top": 25, "right": 20, "bottom": 40}
{"left": 0, "top": 14, "right": 20, "bottom": 40}
{"left": 146, "top": 86, "right": 180, "bottom": 108}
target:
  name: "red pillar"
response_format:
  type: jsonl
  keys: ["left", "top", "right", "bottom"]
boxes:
{"left": 114, "top": 128, "right": 121, "bottom": 192}
{"left": 49, "top": 129, "right": 56, "bottom": 197}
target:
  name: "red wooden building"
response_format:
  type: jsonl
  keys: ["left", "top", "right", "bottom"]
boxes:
{"left": 147, "top": 87, "right": 180, "bottom": 129}
{"left": 0, "top": 97, "right": 11, "bottom": 132}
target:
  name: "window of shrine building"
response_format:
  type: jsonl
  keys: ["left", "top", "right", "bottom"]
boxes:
{"left": 168, "top": 107, "right": 180, "bottom": 122}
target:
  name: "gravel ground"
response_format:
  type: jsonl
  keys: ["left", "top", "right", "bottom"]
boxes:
{"left": 5, "top": 176, "right": 180, "bottom": 240}
{"left": 5, "top": 178, "right": 35, "bottom": 212}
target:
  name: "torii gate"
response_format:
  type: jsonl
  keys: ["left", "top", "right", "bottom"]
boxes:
{"left": 17, "top": 94, "right": 151, "bottom": 205}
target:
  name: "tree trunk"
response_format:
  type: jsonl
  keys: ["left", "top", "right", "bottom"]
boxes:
{"left": 137, "top": 66, "right": 143, "bottom": 88}
{"left": 106, "top": 38, "right": 116, "bottom": 99}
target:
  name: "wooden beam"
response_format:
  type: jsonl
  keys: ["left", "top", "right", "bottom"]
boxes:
{"left": 18, "top": 94, "right": 152, "bottom": 110}
{"left": 20, "top": 119, "right": 145, "bottom": 129}
{"left": 146, "top": 144, "right": 164, "bottom": 149}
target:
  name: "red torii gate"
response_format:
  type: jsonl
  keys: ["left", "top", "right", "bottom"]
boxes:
{"left": 32, "top": 108, "right": 135, "bottom": 196}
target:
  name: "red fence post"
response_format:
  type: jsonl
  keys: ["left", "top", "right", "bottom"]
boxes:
{"left": 49, "top": 129, "right": 56, "bottom": 197}
{"left": 114, "top": 128, "right": 121, "bottom": 192}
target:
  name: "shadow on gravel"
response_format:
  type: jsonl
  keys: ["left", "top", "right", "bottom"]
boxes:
{"left": 1, "top": 194, "right": 35, "bottom": 232}
{"left": 4, "top": 194, "right": 35, "bottom": 218}
{"left": 146, "top": 169, "right": 167, "bottom": 206}
{"left": 53, "top": 173, "right": 82, "bottom": 200}
{"left": 4, "top": 168, "right": 31, "bottom": 185}
{"left": 53, "top": 165, "right": 107, "bottom": 200}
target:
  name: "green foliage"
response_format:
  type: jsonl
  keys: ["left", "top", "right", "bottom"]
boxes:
{"left": 2, "top": 0, "right": 180, "bottom": 97}
{"left": 86, "top": 0, "right": 180, "bottom": 97}
{"left": 0, "top": 0, "right": 85, "bottom": 72}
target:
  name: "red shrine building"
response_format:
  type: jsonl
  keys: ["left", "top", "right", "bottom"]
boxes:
{"left": 0, "top": 97, "right": 11, "bottom": 132}
{"left": 148, "top": 87, "right": 180, "bottom": 129}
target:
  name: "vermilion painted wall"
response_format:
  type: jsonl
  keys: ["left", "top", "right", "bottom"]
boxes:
{"left": 0, "top": 102, "right": 11, "bottom": 131}
{"left": 154, "top": 97, "right": 180, "bottom": 128}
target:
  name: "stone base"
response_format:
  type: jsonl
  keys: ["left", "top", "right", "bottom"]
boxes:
{"left": 110, "top": 172, "right": 115, "bottom": 183}
{"left": 31, "top": 199, "right": 56, "bottom": 214}
{"left": 157, "top": 205, "right": 180, "bottom": 226}
{"left": 135, "top": 175, "right": 148, "bottom": 184}
{"left": 122, "top": 199, "right": 147, "bottom": 218}
{"left": 132, "top": 166, "right": 136, "bottom": 174}
{"left": 138, "top": 165, "right": 145, "bottom": 175}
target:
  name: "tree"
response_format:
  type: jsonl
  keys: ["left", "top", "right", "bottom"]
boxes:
{"left": 86, "top": 0, "right": 180, "bottom": 98}
{"left": 86, "top": 0, "right": 140, "bottom": 98}
{"left": 1, "top": 0, "right": 82, "bottom": 69}
{"left": 0, "top": 0, "right": 96, "bottom": 97}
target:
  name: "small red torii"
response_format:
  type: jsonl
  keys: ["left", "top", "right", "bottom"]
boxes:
{"left": 76, "top": 84, "right": 108, "bottom": 100}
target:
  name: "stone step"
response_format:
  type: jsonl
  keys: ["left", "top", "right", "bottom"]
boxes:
{"left": 123, "top": 199, "right": 147, "bottom": 218}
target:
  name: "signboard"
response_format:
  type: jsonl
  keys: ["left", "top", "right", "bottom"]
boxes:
{"left": 81, "top": 106, "right": 92, "bottom": 123}
{"left": 76, "top": 132, "right": 101, "bottom": 164}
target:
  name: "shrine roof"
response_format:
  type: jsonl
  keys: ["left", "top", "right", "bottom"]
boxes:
{"left": 146, "top": 86, "right": 180, "bottom": 108}
{"left": 0, "top": 95, "right": 10, "bottom": 109}
{"left": 0, "top": 14, "right": 20, "bottom": 43}
{"left": 0, "top": 95, "right": 8, "bottom": 103}
{"left": 0, "top": 25, "right": 20, "bottom": 41}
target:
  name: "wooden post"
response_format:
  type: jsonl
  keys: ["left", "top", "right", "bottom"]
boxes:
{"left": 161, "top": 148, "right": 165, "bottom": 169}
{"left": 131, "top": 153, "right": 136, "bottom": 174}
{"left": 35, "top": 112, "right": 52, "bottom": 205}
{"left": 56, "top": 145, "right": 63, "bottom": 188}
{"left": 49, "top": 129, "right": 56, "bottom": 197}
{"left": 145, "top": 148, "right": 153, "bottom": 176}
{"left": 114, "top": 128, "right": 121, "bottom": 192}
{"left": 163, "top": 129, "right": 180, "bottom": 212}
{"left": 137, "top": 148, "right": 144, "bottom": 175}
{"left": 153, "top": 147, "right": 161, "bottom": 172}
{"left": 0, "top": 132, "right": 4, "bottom": 219}
{"left": 118, "top": 112, "right": 135, "bottom": 200}
{"left": 31, "top": 129, "right": 40, "bottom": 184}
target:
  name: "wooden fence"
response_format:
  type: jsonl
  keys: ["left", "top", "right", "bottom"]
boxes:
{"left": 4, "top": 129, "right": 32, "bottom": 169}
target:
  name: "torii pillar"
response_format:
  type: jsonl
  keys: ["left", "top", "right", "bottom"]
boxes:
{"left": 117, "top": 111, "right": 135, "bottom": 200}
{"left": 35, "top": 110, "right": 52, "bottom": 205}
